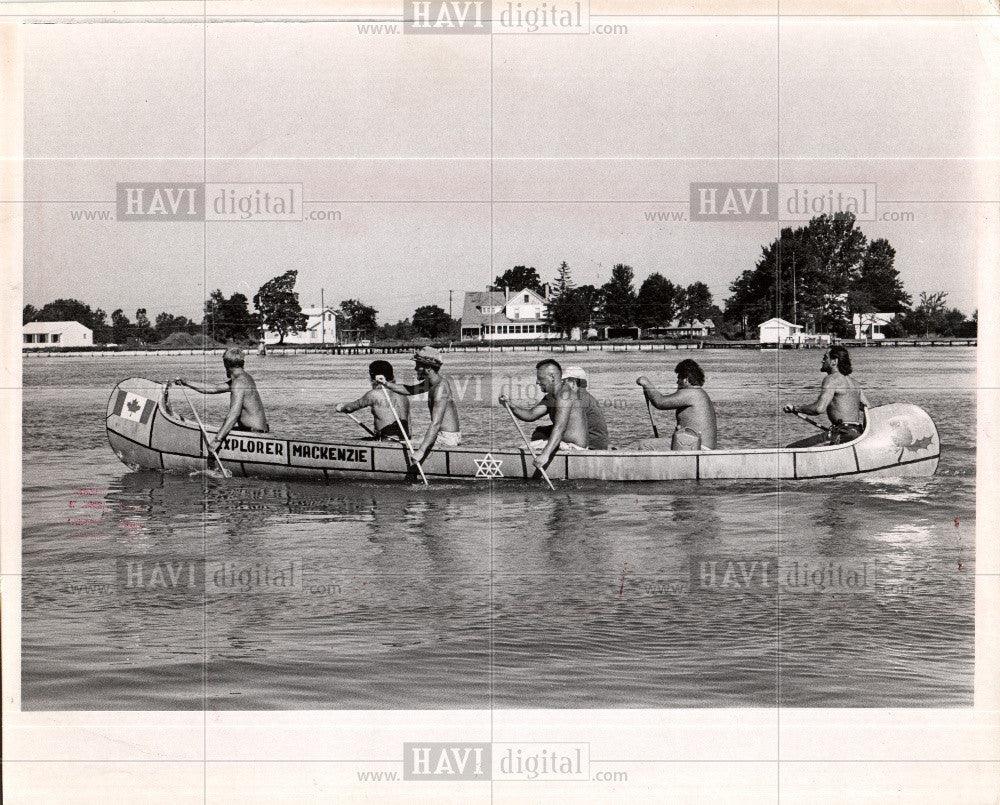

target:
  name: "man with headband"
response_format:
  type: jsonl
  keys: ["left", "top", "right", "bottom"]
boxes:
{"left": 379, "top": 346, "right": 461, "bottom": 460}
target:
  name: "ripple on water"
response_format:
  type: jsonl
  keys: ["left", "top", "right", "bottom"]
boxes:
{"left": 21, "top": 350, "right": 975, "bottom": 708}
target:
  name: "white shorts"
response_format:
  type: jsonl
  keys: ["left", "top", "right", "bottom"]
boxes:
{"left": 435, "top": 431, "right": 462, "bottom": 447}
{"left": 530, "top": 439, "right": 587, "bottom": 452}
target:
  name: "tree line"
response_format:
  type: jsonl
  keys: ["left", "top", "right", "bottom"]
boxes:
{"left": 496, "top": 262, "right": 719, "bottom": 337}
{"left": 24, "top": 213, "right": 976, "bottom": 346}
{"left": 496, "top": 213, "right": 974, "bottom": 339}
{"left": 24, "top": 270, "right": 460, "bottom": 346}
{"left": 724, "top": 212, "right": 975, "bottom": 338}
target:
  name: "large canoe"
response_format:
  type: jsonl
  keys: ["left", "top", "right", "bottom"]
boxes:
{"left": 106, "top": 378, "right": 940, "bottom": 483}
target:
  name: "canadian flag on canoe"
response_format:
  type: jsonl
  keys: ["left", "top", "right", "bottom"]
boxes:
{"left": 111, "top": 390, "right": 156, "bottom": 424}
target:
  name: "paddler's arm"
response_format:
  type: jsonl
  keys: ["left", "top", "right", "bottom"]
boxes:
{"left": 335, "top": 392, "right": 372, "bottom": 414}
{"left": 535, "top": 395, "right": 571, "bottom": 468}
{"left": 415, "top": 384, "right": 449, "bottom": 461}
{"left": 637, "top": 377, "right": 688, "bottom": 411}
{"left": 860, "top": 388, "right": 872, "bottom": 409}
{"left": 379, "top": 379, "right": 428, "bottom": 396}
{"left": 498, "top": 393, "right": 547, "bottom": 421}
{"left": 210, "top": 386, "right": 246, "bottom": 452}
{"left": 175, "top": 377, "right": 230, "bottom": 394}
{"left": 784, "top": 375, "right": 835, "bottom": 416}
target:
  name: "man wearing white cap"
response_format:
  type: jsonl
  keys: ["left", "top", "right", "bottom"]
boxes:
{"left": 562, "top": 366, "right": 609, "bottom": 450}
{"left": 499, "top": 358, "right": 588, "bottom": 461}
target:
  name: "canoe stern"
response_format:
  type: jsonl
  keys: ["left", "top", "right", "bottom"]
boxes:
{"left": 855, "top": 402, "right": 940, "bottom": 476}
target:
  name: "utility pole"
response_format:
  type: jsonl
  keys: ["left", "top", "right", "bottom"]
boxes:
{"left": 320, "top": 287, "right": 325, "bottom": 349}
{"left": 448, "top": 289, "right": 455, "bottom": 346}
{"left": 792, "top": 253, "right": 797, "bottom": 326}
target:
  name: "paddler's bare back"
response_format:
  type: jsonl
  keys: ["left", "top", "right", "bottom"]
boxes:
{"left": 231, "top": 374, "right": 267, "bottom": 431}
{"left": 824, "top": 374, "right": 863, "bottom": 425}
{"left": 675, "top": 387, "right": 717, "bottom": 449}
{"left": 554, "top": 387, "right": 588, "bottom": 447}
{"left": 372, "top": 389, "right": 409, "bottom": 432}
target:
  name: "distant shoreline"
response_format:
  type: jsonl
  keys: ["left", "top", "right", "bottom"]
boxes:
{"left": 22, "top": 338, "right": 977, "bottom": 359}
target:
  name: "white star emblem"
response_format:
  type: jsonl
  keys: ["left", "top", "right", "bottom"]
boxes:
{"left": 474, "top": 453, "right": 503, "bottom": 478}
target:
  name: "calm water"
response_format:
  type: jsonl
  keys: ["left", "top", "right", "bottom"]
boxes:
{"left": 21, "top": 347, "right": 975, "bottom": 708}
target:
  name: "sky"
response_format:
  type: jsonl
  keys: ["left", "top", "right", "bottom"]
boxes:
{"left": 22, "top": 17, "right": 996, "bottom": 322}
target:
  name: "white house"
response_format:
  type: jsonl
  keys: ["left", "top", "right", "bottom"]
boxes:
{"left": 758, "top": 317, "right": 803, "bottom": 345}
{"left": 853, "top": 312, "right": 895, "bottom": 340}
{"left": 460, "top": 287, "right": 560, "bottom": 342}
{"left": 264, "top": 305, "right": 338, "bottom": 346}
{"left": 22, "top": 321, "right": 92, "bottom": 349}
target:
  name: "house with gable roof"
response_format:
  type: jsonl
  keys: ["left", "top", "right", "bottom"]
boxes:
{"left": 460, "top": 286, "right": 560, "bottom": 342}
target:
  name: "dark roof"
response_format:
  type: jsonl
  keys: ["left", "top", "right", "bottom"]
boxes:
{"left": 461, "top": 290, "right": 548, "bottom": 327}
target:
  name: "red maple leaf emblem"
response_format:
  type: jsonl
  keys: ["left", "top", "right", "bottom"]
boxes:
{"left": 126, "top": 399, "right": 141, "bottom": 414}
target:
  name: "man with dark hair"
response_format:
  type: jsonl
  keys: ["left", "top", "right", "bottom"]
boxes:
{"left": 633, "top": 358, "right": 717, "bottom": 450}
{"left": 674, "top": 358, "right": 705, "bottom": 387}
{"left": 784, "top": 346, "right": 870, "bottom": 444}
{"left": 335, "top": 360, "right": 410, "bottom": 441}
{"left": 499, "top": 357, "right": 589, "bottom": 464}
{"left": 174, "top": 347, "right": 268, "bottom": 452}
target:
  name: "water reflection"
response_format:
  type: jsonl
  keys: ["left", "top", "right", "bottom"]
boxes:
{"left": 22, "top": 348, "right": 977, "bottom": 709}
{"left": 21, "top": 463, "right": 974, "bottom": 709}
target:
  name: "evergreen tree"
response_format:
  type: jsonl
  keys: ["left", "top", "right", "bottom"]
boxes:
{"left": 546, "top": 262, "right": 584, "bottom": 337}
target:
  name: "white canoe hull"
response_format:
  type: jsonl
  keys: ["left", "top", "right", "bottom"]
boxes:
{"left": 106, "top": 378, "right": 940, "bottom": 482}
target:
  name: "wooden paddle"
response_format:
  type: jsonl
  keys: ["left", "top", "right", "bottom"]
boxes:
{"left": 788, "top": 409, "right": 829, "bottom": 433}
{"left": 644, "top": 392, "right": 660, "bottom": 438}
{"left": 375, "top": 379, "right": 428, "bottom": 486}
{"left": 180, "top": 386, "right": 232, "bottom": 478}
{"left": 503, "top": 400, "right": 556, "bottom": 491}
{"left": 339, "top": 408, "right": 377, "bottom": 438}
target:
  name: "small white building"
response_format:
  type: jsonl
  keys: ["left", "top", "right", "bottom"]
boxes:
{"left": 853, "top": 312, "right": 895, "bottom": 340}
{"left": 264, "top": 305, "right": 338, "bottom": 346}
{"left": 460, "top": 287, "right": 560, "bottom": 342}
{"left": 758, "top": 317, "right": 803, "bottom": 345}
{"left": 22, "top": 321, "right": 92, "bottom": 349}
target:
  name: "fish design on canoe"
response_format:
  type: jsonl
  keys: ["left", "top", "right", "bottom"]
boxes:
{"left": 888, "top": 418, "right": 935, "bottom": 462}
